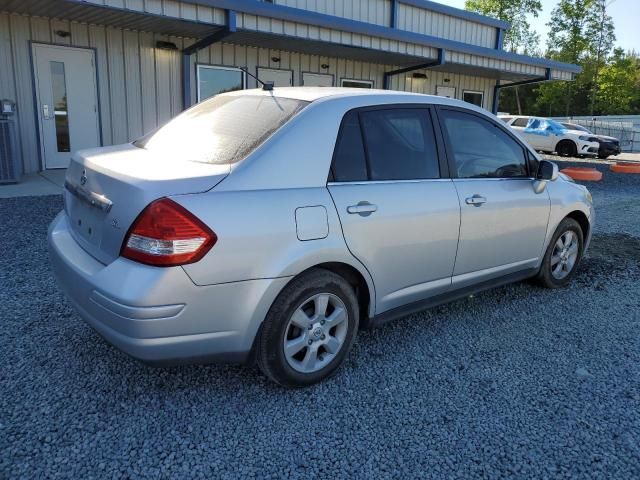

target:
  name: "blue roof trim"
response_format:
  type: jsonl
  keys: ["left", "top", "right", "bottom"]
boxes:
{"left": 181, "top": 0, "right": 581, "bottom": 74}
{"left": 399, "top": 0, "right": 510, "bottom": 29}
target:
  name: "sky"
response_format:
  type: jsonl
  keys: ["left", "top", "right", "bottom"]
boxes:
{"left": 437, "top": 0, "right": 639, "bottom": 53}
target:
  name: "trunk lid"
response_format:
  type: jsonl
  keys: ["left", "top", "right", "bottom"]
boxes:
{"left": 64, "top": 143, "right": 229, "bottom": 264}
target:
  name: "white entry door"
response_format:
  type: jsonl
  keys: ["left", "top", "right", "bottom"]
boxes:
{"left": 33, "top": 44, "right": 100, "bottom": 169}
{"left": 302, "top": 72, "right": 333, "bottom": 87}
{"left": 256, "top": 67, "right": 293, "bottom": 87}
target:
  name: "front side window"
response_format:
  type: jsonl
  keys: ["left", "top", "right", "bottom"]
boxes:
{"left": 440, "top": 109, "right": 528, "bottom": 179}
{"left": 135, "top": 95, "right": 308, "bottom": 164}
{"left": 197, "top": 65, "right": 245, "bottom": 101}
{"left": 360, "top": 109, "right": 440, "bottom": 181}
{"left": 511, "top": 117, "right": 529, "bottom": 127}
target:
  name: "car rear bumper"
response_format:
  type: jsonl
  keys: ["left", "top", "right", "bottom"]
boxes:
{"left": 48, "top": 212, "right": 289, "bottom": 366}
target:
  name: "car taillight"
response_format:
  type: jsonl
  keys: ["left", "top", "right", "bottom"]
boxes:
{"left": 121, "top": 198, "right": 216, "bottom": 267}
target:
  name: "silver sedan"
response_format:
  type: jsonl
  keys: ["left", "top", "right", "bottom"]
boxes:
{"left": 49, "top": 88, "right": 594, "bottom": 387}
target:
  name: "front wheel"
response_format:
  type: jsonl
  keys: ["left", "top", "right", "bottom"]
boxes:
{"left": 256, "top": 269, "right": 359, "bottom": 388}
{"left": 537, "top": 218, "right": 584, "bottom": 288}
{"left": 556, "top": 140, "right": 577, "bottom": 157}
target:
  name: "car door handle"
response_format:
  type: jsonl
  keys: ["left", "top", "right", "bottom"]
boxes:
{"left": 347, "top": 201, "right": 378, "bottom": 216}
{"left": 465, "top": 195, "right": 487, "bottom": 206}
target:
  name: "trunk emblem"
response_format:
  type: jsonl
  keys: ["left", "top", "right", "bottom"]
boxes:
{"left": 80, "top": 169, "right": 87, "bottom": 186}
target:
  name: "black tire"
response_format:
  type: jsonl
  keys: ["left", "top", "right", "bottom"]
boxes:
{"left": 256, "top": 268, "right": 359, "bottom": 388}
{"left": 537, "top": 218, "right": 584, "bottom": 289}
{"left": 556, "top": 140, "right": 577, "bottom": 157}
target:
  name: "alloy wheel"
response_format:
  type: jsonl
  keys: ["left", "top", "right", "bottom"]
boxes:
{"left": 550, "top": 230, "right": 579, "bottom": 280}
{"left": 283, "top": 293, "right": 349, "bottom": 374}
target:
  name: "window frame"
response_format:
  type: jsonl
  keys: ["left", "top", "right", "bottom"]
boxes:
{"left": 433, "top": 105, "right": 538, "bottom": 180}
{"left": 328, "top": 104, "right": 450, "bottom": 184}
{"left": 196, "top": 64, "right": 246, "bottom": 102}
{"left": 462, "top": 90, "right": 485, "bottom": 108}
{"left": 340, "top": 78, "right": 374, "bottom": 89}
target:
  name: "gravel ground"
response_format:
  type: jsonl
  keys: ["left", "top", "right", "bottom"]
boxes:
{"left": 1, "top": 171, "right": 639, "bottom": 479}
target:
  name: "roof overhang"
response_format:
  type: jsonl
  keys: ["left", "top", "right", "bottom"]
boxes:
{"left": 1, "top": 0, "right": 580, "bottom": 80}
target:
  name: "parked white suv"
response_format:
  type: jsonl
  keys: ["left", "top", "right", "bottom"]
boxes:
{"left": 500, "top": 115, "right": 599, "bottom": 158}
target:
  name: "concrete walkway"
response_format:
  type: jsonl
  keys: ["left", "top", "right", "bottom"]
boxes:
{"left": 0, "top": 170, "right": 65, "bottom": 198}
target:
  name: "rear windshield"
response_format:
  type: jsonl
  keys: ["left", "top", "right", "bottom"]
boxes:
{"left": 134, "top": 95, "right": 309, "bottom": 164}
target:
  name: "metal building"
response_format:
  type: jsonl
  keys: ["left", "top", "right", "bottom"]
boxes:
{"left": 0, "top": 0, "right": 580, "bottom": 175}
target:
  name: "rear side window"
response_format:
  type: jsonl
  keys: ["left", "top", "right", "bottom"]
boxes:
{"left": 440, "top": 109, "right": 528, "bottom": 179}
{"left": 331, "top": 111, "right": 368, "bottom": 182}
{"left": 331, "top": 107, "right": 440, "bottom": 182}
{"left": 360, "top": 109, "right": 439, "bottom": 180}
{"left": 135, "top": 95, "right": 308, "bottom": 164}
{"left": 511, "top": 118, "right": 529, "bottom": 127}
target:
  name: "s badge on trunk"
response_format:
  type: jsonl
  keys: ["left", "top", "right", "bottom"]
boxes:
{"left": 80, "top": 169, "right": 87, "bottom": 186}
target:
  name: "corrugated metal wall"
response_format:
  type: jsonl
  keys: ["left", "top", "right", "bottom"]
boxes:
{"left": 0, "top": 12, "right": 500, "bottom": 173}
{"left": 0, "top": 12, "right": 188, "bottom": 173}
{"left": 396, "top": 3, "right": 497, "bottom": 49}
{"left": 76, "top": 0, "right": 549, "bottom": 81}
{"left": 277, "top": 0, "right": 391, "bottom": 26}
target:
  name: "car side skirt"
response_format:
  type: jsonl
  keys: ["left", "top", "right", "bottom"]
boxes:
{"left": 368, "top": 267, "right": 539, "bottom": 329}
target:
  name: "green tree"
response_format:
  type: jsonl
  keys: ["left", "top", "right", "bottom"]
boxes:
{"left": 465, "top": 0, "right": 542, "bottom": 54}
{"left": 465, "top": 0, "right": 542, "bottom": 113}
{"left": 536, "top": 0, "right": 615, "bottom": 116}
{"left": 596, "top": 49, "right": 640, "bottom": 114}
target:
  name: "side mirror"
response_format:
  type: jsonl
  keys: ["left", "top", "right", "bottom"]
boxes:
{"left": 537, "top": 160, "right": 558, "bottom": 181}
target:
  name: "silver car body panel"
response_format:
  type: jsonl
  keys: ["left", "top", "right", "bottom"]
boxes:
{"left": 328, "top": 179, "right": 460, "bottom": 313}
{"left": 451, "top": 177, "right": 550, "bottom": 285}
{"left": 48, "top": 87, "right": 594, "bottom": 365}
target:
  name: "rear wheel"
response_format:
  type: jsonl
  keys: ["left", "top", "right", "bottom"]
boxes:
{"left": 556, "top": 140, "right": 577, "bottom": 157}
{"left": 256, "top": 269, "right": 359, "bottom": 388}
{"left": 537, "top": 218, "right": 584, "bottom": 288}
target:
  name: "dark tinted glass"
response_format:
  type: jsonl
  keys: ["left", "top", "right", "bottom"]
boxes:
{"left": 331, "top": 111, "right": 367, "bottom": 182}
{"left": 360, "top": 108, "right": 439, "bottom": 180}
{"left": 440, "top": 109, "right": 528, "bottom": 178}
{"left": 512, "top": 117, "right": 529, "bottom": 127}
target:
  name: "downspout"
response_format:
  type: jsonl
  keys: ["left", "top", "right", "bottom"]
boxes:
{"left": 492, "top": 67, "right": 551, "bottom": 115}
{"left": 383, "top": 48, "right": 445, "bottom": 90}
{"left": 181, "top": 9, "right": 237, "bottom": 110}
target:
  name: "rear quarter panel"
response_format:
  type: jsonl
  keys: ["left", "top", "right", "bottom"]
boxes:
{"left": 175, "top": 188, "right": 376, "bottom": 313}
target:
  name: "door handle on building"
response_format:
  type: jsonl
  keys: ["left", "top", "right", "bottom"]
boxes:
{"left": 42, "top": 104, "right": 51, "bottom": 120}
{"left": 465, "top": 195, "right": 487, "bottom": 206}
{"left": 347, "top": 202, "right": 378, "bottom": 216}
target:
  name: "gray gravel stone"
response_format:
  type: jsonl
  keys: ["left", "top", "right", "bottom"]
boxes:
{"left": 1, "top": 169, "right": 639, "bottom": 479}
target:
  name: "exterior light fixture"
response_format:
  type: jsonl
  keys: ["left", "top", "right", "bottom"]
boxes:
{"left": 156, "top": 41, "right": 178, "bottom": 51}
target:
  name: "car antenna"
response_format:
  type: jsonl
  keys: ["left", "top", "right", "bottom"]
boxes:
{"left": 241, "top": 68, "right": 274, "bottom": 91}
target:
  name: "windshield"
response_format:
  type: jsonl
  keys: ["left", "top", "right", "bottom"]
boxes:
{"left": 135, "top": 95, "right": 309, "bottom": 164}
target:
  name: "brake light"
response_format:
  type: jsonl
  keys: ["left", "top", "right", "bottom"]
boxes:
{"left": 121, "top": 198, "right": 216, "bottom": 266}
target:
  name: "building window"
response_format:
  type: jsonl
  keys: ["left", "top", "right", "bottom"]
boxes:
{"left": 197, "top": 65, "right": 245, "bottom": 102}
{"left": 462, "top": 90, "right": 484, "bottom": 108}
{"left": 340, "top": 78, "right": 373, "bottom": 88}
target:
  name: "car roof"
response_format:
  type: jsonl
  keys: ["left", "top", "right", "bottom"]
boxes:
{"left": 220, "top": 86, "right": 472, "bottom": 108}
